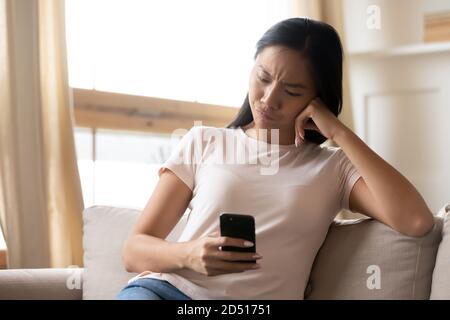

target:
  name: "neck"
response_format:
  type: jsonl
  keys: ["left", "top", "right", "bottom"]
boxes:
{"left": 243, "top": 122, "right": 296, "bottom": 145}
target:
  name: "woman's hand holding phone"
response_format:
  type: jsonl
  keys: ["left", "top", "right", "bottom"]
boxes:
{"left": 182, "top": 232, "right": 262, "bottom": 277}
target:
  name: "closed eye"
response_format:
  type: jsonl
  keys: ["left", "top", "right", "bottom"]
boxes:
{"left": 257, "top": 75, "right": 270, "bottom": 83}
{"left": 257, "top": 75, "right": 302, "bottom": 97}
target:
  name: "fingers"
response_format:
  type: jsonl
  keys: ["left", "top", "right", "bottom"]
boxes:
{"left": 216, "top": 250, "right": 263, "bottom": 262}
{"left": 295, "top": 116, "right": 305, "bottom": 139}
{"left": 304, "top": 121, "right": 319, "bottom": 131}
{"left": 207, "top": 231, "right": 220, "bottom": 238}
{"left": 295, "top": 102, "right": 318, "bottom": 146}
{"left": 295, "top": 123, "right": 306, "bottom": 147}
{"left": 295, "top": 110, "right": 310, "bottom": 144}
{"left": 207, "top": 260, "right": 261, "bottom": 275}
{"left": 212, "top": 236, "right": 255, "bottom": 249}
{"left": 200, "top": 234, "right": 262, "bottom": 276}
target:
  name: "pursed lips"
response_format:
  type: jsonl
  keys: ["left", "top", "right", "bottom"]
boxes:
{"left": 256, "top": 107, "right": 277, "bottom": 120}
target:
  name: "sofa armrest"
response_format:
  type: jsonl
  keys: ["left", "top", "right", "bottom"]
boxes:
{"left": 0, "top": 268, "right": 83, "bottom": 300}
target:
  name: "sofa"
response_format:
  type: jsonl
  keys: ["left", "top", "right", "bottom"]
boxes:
{"left": 1, "top": 204, "right": 449, "bottom": 300}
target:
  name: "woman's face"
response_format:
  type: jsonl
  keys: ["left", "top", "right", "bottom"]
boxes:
{"left": 248, "top": 45, "right": 317, "bottom": 130}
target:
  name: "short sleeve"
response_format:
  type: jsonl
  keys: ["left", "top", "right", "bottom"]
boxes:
{"left": 336, "top": 148, "right": 362, "bottom": 211}
{"left": 158, "top": 127, "right": 203, "bottom": 191}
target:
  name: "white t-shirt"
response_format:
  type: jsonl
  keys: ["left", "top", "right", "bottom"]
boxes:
{"left": 130, "top": 125, "right": 361, "bottom": 299}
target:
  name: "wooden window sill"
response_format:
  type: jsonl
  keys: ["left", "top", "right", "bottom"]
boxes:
{"left": 73, "top": 88, "right": 238, "bottom": 133}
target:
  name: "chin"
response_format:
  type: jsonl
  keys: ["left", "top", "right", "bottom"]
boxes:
{"left": 255, "top": 119, "right": 280, "bottom": 129}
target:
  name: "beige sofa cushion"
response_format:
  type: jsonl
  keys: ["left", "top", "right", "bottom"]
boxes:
{"left": 430, "top": 203, "right": 450, "bottom": 299}
{"left": 82, "top": 206, "right": 187, "bottom": 300}
{"left": 0, "top": 268, "right": 82, "bottom": 300}
{"left": 306, "top": 217, "right": 443, "bottom": 299}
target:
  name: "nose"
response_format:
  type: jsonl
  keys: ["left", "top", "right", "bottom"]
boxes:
{"left": 261, "top": 84, "right": 281, "bottom": 111}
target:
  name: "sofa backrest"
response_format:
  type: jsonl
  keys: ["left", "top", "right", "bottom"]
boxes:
{"left": 82, "top": 206, "right": 188, "bottom": 300}
{"left": 82, "top": 206, "right": 448, "bottom": 300}
{"left": 430, "top": 203, "right": 450, "bottom": 299}
{"left": 305, "top": 217, "right": 443, "bottom": 299}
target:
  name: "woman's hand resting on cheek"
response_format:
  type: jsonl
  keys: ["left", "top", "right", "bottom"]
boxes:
{"left": 294, "top": 98, "right": 346, "bottom": 146}
{"left": 182, "top": 231, "right": 262, "bottom": 277}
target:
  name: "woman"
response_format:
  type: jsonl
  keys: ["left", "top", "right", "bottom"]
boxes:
{"left": 117, "top": 17, "right": 434, "bottom": 300}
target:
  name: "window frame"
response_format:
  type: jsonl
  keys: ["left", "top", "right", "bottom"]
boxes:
{"left": 73, "top": 88, "right": 237, "bottom": 133}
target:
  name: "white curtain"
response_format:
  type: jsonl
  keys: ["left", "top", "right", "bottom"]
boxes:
{"left": 0, "top": 0, "right": 84, "bottom": 268}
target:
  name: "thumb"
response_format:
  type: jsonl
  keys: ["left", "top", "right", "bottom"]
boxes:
{"left": 304, "top": 121, "right": 319, "bottom": 132}
{"left": 207, "top": 231, "right": 220, "bottom": 238}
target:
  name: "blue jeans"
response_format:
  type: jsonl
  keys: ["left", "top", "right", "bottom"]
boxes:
{"left": 116, "top": 278, "right": 192, "bottom": 300}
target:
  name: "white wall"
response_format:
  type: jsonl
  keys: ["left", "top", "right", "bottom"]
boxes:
{"left": 344, "top": 0, "right": 450, "bottom": 53}
{"left": 343, "top": 0, "right": 450, "bottom": 213}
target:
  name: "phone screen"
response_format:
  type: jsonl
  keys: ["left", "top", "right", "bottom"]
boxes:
{"left": 219, "top": 213, "right": 256, "bottom": 262}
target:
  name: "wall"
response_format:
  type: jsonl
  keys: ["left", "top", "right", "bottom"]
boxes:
{"left": 343, "top": 0, "right": 450, "bottom": 213}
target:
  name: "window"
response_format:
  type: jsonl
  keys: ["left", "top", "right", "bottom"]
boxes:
{"left": 69, "top": 0, "right": 298, "bottom": 208}
{"left": 65, "top": 0, "right": 296, "bottom": 107}
{"left": 75, "top": 128, "right": 95, "bottom": 207}
{"left": 75, "top": 128, "right": 177, "bottom": 209}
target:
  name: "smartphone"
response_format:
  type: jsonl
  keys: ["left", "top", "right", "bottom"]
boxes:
{"left": 219, "top": 213, "right": 256, "bottom": 263}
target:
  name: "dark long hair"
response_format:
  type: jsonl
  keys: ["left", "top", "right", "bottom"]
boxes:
{"left": 227, "top": 17, "right": 343, "bottom": 145}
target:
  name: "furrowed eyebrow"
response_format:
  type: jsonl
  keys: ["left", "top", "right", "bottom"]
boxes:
{"left": 258, "top": 65, "right": 307, "bottom": 89}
